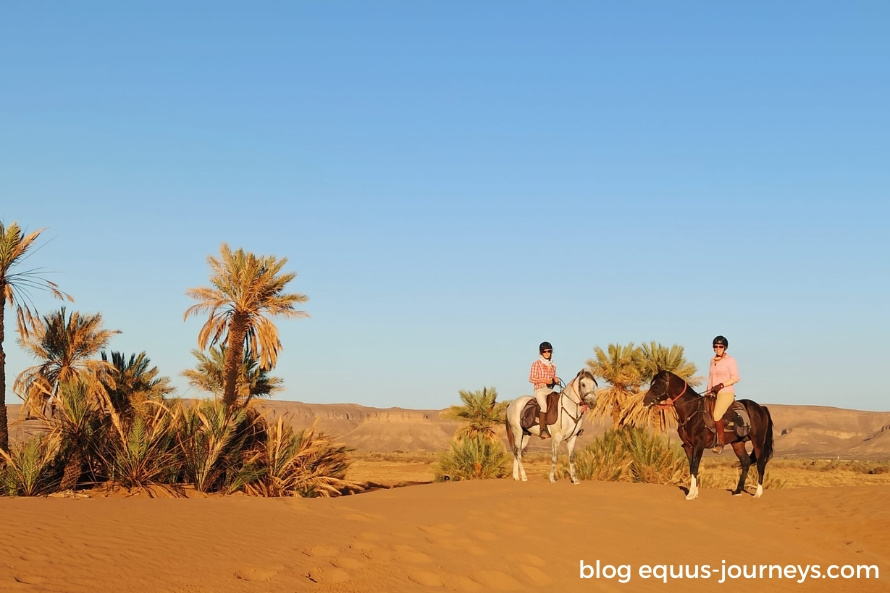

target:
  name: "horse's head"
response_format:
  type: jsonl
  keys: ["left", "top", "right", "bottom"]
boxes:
{"left": 574, "top": 369, "right": 599, "bottom": 407}
{"left": 642, "top": 370, "right": 673, "bottom": 408}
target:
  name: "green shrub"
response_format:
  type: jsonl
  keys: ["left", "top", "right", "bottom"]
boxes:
{"left": 0, "top": 434, "right": 63, "bottom": 496}
{"left": 433, "top": 435, "right": 510, "bottom": 481}
{"left": 176, "top": 399, "right": 253, "bottom": 492}
{"left": 103, "top": 402, "right": 181, "bottom": 490}
{"left": 234, "top": 418, "right": 360, "bottom": 497}
{"left": 571, "top": 427, "right": 689, "bottom": 485}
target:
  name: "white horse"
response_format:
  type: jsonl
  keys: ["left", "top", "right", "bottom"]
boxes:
{"left": 505, "top": 369, "right": 598, "bottom": 484}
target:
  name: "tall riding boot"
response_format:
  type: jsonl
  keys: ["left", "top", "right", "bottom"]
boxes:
{"left": 713, "top": 419, "right": 725, "bottom": 454}
{"left": 538, "top": 411, "right": 550, "bottom": 439}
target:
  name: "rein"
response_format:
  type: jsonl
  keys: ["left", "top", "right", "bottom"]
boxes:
{"left": 559, "top": 375, "right": 590, "bottom": 432}
{"left": 656, "top": 381, "right": 688, "bottom": 409}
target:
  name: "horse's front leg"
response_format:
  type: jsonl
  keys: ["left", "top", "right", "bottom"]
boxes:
{"left": 512, "top": 441, "right": 521, "bottom": 482}
{"left": 518, "top": 434, "right": 529, "bottom": 481}
{"left": 566, "top": 435, "right": 580, "bottom": 484}
{"left": 686, "top": 443, "right": 705, "bottom": 500}
{"left": 548, "top": 436, "right": 563, "bottom": 483}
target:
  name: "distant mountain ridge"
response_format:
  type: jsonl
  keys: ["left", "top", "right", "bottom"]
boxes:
{"left": 7, "top": 401, "right": 890, "bottom": 459}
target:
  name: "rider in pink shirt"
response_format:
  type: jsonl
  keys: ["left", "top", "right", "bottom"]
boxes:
{"left": 707, "top": 335, "right": 740, "bottom": 453}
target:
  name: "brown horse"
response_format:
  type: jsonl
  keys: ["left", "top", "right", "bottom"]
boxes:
{"left": 643, "top": 370, "right": 774, "bottom": 500}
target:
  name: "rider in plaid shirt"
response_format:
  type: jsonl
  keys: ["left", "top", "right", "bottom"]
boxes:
{"left": 529, "top": 342, "right": 560, "bottom": 439}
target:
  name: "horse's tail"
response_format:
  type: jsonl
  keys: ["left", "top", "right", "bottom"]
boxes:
{"left": 761, "top": 405, "right": 775, "bottom": 463}
{"left": 750, "top": 404, "right": 775, "bottom": 464}
{"left": 505, "top": 413, "right": 515, "bottom": 451}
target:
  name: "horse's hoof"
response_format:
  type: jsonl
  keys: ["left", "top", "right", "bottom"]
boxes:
{"left": 685, "top": 491, "right": 698, "bottom": 501}
{"left": 732, "top": 490, "right": 744, "bottom": 497}
{"left": 754, "top": 485, "right": 763, "bottom": 498}
{"left": 521, "top": 476, "right": 528, "bottom": 482}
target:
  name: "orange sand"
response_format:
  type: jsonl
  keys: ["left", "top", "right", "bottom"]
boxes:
{"left": 2, "top": 479, "right": 888, "bottom": 592}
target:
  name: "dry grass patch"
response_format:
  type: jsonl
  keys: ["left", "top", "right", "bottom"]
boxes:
{"left": 346, "top": 451, "right": 438, "bottom": 486}
{"left": 698, "top": 457, "right": 890, "bottom": 490}
{"left": 344, "top": 449, "right": 890, "bottom": 490}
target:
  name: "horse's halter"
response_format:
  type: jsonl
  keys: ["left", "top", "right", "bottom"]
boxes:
{"left": 567, "top": 372, "right": 597, "bottom": 406}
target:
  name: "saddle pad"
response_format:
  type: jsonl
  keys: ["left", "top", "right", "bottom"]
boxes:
{"left": 519, "top": 392, "right": 560, "bottom": 430}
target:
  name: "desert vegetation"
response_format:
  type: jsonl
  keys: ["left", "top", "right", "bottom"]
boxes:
{"left": 434, "top": 387, "right": 510, "bottom": 481}
{"left": 586, "top": 341, "right": 701, "bottom": 431}
{"left": 1, "top": 229, "right": 359, "bottom": 498}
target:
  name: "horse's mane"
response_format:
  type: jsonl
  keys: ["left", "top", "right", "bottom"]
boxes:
{"left": 576, "top": 368, "right": 598, "bottom": 386}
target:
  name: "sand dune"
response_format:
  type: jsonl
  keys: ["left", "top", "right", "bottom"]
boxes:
{"left": 2, "top": 400, "right": 889, "bottom": 591}
{"left": 1, "top": 480, "right": 887, "bottom": 592}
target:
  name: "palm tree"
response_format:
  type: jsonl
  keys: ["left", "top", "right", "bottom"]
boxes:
{"left": 586, "top": 343, "right": 644, "bottom": 428}
{"left": 444, "top": 387, "right": 508, "bottom": 442}
{"left": 184, "top": 244, "right": 308, "bottom": 409}
{"left": 637, "top": 341, "right": 700, "bottom": 385}
{"left": 623, "top": 342, "right": 701, "bottom": 432}
{"left": 14, "top": 307, "right": 122, "bottom": 435}
{"left": 100, "top": 351, "right": 174, "bottom": 417}
{"left": 181, "top": 345, "right": 283, "bottom": 404}
{"left": 0, "top": 221, "right": 72, "bottom": 452}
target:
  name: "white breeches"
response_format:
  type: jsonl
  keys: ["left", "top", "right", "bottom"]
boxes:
{"left": 534, "top": 387, "right": 552, "bottom": 413}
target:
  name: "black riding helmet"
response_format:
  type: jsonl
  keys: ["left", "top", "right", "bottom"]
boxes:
{"left": 712, "top": 335, "right": 729, "bottom": 349}
{"left": 539, "top": 341, "right": 553, "bottom": 354}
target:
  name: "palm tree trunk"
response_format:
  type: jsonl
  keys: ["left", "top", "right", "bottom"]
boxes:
{"left": 221, "top": 314, "right": 248, "bottom": 410}
{"left": 60, "top": 447, "right": 83, "bottom": 491}
{"left": 611, "top": 401, "right": 622, "bottom": 429}
{"left": 0, "top": 288, "right": 8, "bottom": 454}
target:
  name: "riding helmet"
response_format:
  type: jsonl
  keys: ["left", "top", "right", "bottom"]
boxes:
{"left": 539, "top": 341, "right": 553, "bottom": 354}
{"left": 712, "top": 335, "right": 729, "bottom": 349}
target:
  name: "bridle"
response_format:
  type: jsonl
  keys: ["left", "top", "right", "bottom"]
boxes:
{"left": 654, "top": 374, "right": 701, "bottom": 429}
{"left": 655, "top": 377, "right": 688, "bottom": 409}
{"left": 560, "top": 372, "right": 596, "bottom": 429}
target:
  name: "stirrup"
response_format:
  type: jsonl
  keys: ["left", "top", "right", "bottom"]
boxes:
{"left": 712, "top": 443, "right": 723, "bottom": 454}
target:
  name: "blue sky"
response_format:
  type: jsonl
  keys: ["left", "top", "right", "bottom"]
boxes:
{"left": 2, "top": 2, "right": 888, "bottom": 411}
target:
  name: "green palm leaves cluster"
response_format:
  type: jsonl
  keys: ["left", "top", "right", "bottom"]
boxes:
{"left": 444, "top": 386, "right": 507, "bottom": 442}
{"left": 15, "top": 308, "right": 122, "bottom": 434}
{"left": 586, "top": 341, "right": 701, "bottom": 431}
{"left": 181, "top": 346, "right": 283, "bottom": 404}
{"left": 435, "top": 387, "right": 511, "bottom": 480}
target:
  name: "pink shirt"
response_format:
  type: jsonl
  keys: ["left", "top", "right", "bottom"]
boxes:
{"left": 708, "top": 354, "right": 739, "bottom": 394}
{"left": 529, "top": 359, "right": 557, "bottom": 390}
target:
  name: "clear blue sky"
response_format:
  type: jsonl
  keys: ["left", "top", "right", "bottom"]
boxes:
{"left": 2, "top": 2, "right": 888, "bottom": 411}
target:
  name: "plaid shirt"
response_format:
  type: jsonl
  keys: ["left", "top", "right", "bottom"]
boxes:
{"left": 529, "top": 359, "right": 557, "bottom": 390}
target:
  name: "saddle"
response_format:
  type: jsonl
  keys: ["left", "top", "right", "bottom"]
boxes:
{"left": 703, "top": 396, "right": 751, "bottom": 438}
{"left": 519, "top": 392, "right": 560, "bottom": 434}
